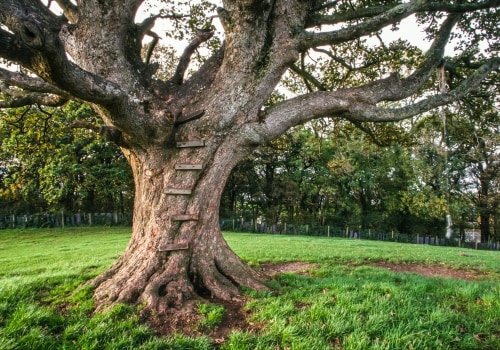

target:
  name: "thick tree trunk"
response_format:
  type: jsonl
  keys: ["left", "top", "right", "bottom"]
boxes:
{"left": 480, "top": 211, "right": 490, "bottom": 243}
{"left": 479, "top": 176, "right": 491, "bottom": 243}
{"left": 92, "top": 139, "right": 268, "bottom": 313}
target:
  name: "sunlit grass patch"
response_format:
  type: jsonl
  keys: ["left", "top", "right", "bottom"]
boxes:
{"left": 0, "top": 228, "right": 499, "bottom": 349}
{"left": 196, "top": 302, "right": 226, "bottom": 331}
{"left": 238, "top": 262, "right": 500, "bottom": 349}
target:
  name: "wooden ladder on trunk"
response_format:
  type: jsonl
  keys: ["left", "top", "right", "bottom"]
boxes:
{"left": 158, "top": 139, "right": 205, "bottom": 252}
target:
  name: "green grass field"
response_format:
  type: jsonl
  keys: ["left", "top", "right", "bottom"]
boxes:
{"left": 0, "top": 227, "right": 499, "bottom": 349}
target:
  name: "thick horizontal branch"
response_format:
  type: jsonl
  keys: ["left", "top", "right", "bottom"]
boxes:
{"left": 298, "top": 0, "right": 500, "bottom": 50}
{"left": 0, "top": 68, "right": 68, "bottom": 95}
{"left": 0, "top": 69, "right": 69, "bottom": 108}
{"left": 239, "top": 91, "right": 351, "bottom": 145}
{"left": 0, "top": 93, "right": 67, "bottom": 108}
{"left": 307, "top": 5, "right": 393, "bottom": 27}
{"left": 240, "top": 57, "right": 499, "bottom": 146}
{"left": 259, "top": 73, "right": 404, "bottom": 134}
{"left": 343, "top": 57, "right": 500, "bottom": 123}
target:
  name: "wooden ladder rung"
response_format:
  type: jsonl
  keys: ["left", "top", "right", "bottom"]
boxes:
{"left": 171, "top": 214, "right": 198, "bottom": 221}
{"left": 158, "top": 242, "right": 189, "bottom": 252}
{"left": 174, "top": 109, "right": 205, "bottom": 126}
{"left": 164, "top": 188, "right": 192, "bottom": 195}
{"left": 177, "top": 140, "right": 205, "bottom": 148}
{"left": 175, "top": 163, "right": 203, "bottom": 170}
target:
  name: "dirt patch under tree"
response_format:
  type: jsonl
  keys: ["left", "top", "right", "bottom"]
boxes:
{"left": 372, "top": 261, "right": 491, "bottom": 281}
{"left": 146, "top": 261, "right": 491, "bottom": 344}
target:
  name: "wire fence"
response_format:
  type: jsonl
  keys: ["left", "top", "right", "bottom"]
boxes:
{"left": 219, "top": 218, "right": 500, "bottom": 252}
{"left": 2, "top": 213, "right": 498, "bottom": 252}
{"left": 0, "top": 212, "right": 132, "bottom": 229}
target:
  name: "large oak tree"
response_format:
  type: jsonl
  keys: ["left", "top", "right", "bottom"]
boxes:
{"left": 1, "top": 0, "right": 498, "bottom": 315}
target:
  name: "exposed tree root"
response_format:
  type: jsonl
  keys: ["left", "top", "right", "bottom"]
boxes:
{"left": 92, "top": 241, "right": 268, "bottom": 315}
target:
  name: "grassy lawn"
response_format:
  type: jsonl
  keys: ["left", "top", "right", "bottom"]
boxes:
{"left": 0, "top": 227, "right": 499, "bottom": 349}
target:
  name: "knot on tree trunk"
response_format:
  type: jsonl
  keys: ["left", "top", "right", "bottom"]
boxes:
{"left": 20, "top": 20, "right": 44, "bottom": 48}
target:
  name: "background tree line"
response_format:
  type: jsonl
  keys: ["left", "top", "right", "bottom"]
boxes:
{"left": 220, "top": 53, "right": 500, "bottom": 244}
{"left": 0, "top": 102, "right": 134, "bottom": 226}
{"left": 1, "top": 37, "right": 498, "bottom": 240}
{"left": 1, "top": 95, "right": 498, "bottom": 242}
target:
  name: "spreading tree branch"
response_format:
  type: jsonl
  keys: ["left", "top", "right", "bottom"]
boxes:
{"left": 0, "top": 68, "right": 68, "bottom": 95}
{"left": 71, "top": 121, "right": 129, "bottom": 147}
{"left": 0, "top": 28, "right": 41, "bottom": 68}
{"left": 307, "top": 5, "right": 393, "bottom": 27}
{"left": 289, "top": 63, "right": 326, "bottom": 91}
{"left": 0, "top": 0, "right": 125, "bottom": 106}
{"left": 372, "top": 14, "right": 460, "bottom": 102}
{"left": 240, "top": 11, "right": 498, "bottom": 146}
{"left": 54, "top": 0, "right": 78, "bottom": 23}
{"left": 170, "top": 30, "right": 215, "bottom": 86}
{"left": 350, "top": 57, "right": 500, "bottom": 123}
{"left": 298, "top": 0, "right": 500, "bottom": 51}
{"left": 241, "top": 56, "right": 498, "bottom": 147}
{"left": 0, "top": 92, "right": 67, "bottom": 108}
{"left": 144, "top": 31, "right": 160, "bottom": 65}
{"left": 136, "top": 16, "right": 158, "bottom": 42}
{"left": 312, "top": 48, "right": 379, "bottom": 71}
